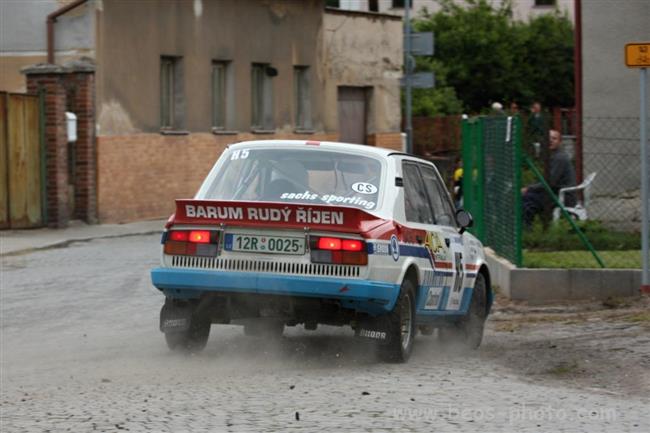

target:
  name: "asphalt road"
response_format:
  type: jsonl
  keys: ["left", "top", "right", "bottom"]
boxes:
{"left": 1, "top": 234, "right": 648, "bottom": 432}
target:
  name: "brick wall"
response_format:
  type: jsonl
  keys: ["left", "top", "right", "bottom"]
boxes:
{"left": 67, "top": 72, "right": 97, "bottom": 223}
{"left": 412, "top": 115, "right": 462, "bottom": 156}
{"left": 96, "top": 132, "right": 338, "bottom": 223}
{"left": 24, "top": 60, "right": 97, "bottom": 228}
{"left": 368, "top": 132, "right": 404, "bottom": 152}
{"left": 26, "top": 72, "right": 70, "bottom": 227}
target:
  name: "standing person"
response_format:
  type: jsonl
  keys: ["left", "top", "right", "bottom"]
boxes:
{"left": 452, "top": 157, "right": 463, "bottom": 209}
{"left": 527, "top": 101, "right": 546, "bottom": 157}
{"left": 508, "top": 101, "right": 519, "bottom": 115}
{"left": 522, "top": 129, "right": 576, "bottom": 228}
{"left": 490, "top": 102, "right": 504, "bottom": 115}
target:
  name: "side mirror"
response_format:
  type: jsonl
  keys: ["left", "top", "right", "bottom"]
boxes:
{"left": 456, "top": 209, "right": 473, "bottom": 234}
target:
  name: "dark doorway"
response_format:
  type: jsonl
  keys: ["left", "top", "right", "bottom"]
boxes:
{"left": 337, "top": 86, "right": 367, "bottom": 145}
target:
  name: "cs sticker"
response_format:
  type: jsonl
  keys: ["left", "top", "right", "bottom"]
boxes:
{"left": 352, "top": 182, "right": 378, "bottom": 195}
{"left": 390, "top": 235, "right": 400, "bottom": 261}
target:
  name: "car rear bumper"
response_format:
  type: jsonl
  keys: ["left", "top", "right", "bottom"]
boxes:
{"left": 151, "top": 268, "right": 400, "bottom": 315}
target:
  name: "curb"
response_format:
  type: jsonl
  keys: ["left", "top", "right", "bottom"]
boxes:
{"left": 485, "top": 248, "right": 642, "bottom": 303}
{"left": 1, "top": 230, "right": 162, "bottom": 257}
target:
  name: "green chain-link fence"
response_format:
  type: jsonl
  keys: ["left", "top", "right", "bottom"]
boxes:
{"left": 462, "top": 116, "right": 522, "bottom": 266}
{"left": 461, "top": 114, "right": 642, "bottom": 269}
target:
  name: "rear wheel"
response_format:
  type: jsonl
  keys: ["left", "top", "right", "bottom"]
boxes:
{"left": 378, "top": 278, "right": 416, "bottom": 363}
{"left": 164, "top": 320, "right": 210, "bottom": 352}
{"left": 439, "top": 273, "right": 487, "bottom": 349}
{"left": 161, "top": 300, "right": 211, "bottom": 352}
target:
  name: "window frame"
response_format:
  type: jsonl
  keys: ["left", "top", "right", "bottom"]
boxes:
{"left": 293, "top": 65, "right": 312, "bottom": 131}
{"left": 160, "top": 55, "right": 184, "bottom": 132}
{"left": 391, "top": 0, "right": 411, "bottom": 9}
{"left": 402, "top": 161, "right": 435, "bottom": 225}
{"left": 251, "top": 63, "right": 274, "bottom": 131}
{"left": 418, "top": 163, "right": 457, "bottom": 228}
{"left": 211, "top": 60, "right": 229, "bottom": 130}
{"left": 160, "top": 56, "right": 175, "bottom": 129}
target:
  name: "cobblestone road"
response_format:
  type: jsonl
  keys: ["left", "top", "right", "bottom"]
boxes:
{"left": 1, "top": 235, "right": 648, "bottom": 432}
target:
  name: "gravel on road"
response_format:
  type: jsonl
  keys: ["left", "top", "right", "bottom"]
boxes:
{"left": 1, "top": 234, "right": 648, "bottom": 432}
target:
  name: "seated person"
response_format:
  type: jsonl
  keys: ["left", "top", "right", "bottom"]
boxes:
{"left": 522, "top": 129, "right": 576, "bottom": 228}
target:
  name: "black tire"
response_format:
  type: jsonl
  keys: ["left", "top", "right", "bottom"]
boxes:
{"left": 243, "top": 320, "right": 284, "bottom": 338}
{"left": 439, "top": 273, "right": 487, "bottom": 349}
{"left": 161, "top": 301, "right": 211, "bottom": 352}
{"left": 164, "top": 321, "right": 210, "bottom": 352}
{"left": 378, "top": 278, "right": 416, "bottom": 363}
{"left": 165, "top": 320, "right": 210, "bottom": 352}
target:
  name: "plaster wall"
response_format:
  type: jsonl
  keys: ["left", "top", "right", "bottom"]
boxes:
{"left": 340, "top": 0, "right": 574, "bottom": 22}
{"left": 0, "top": 0, "right": 95, "bottom": 92}
{"left": 581, "top": 0, "right": 649, "bottom": 199}
{"left": 322, "top": 9, "right": 402, "bottom": 134}
{"left": 95, "top": 0, "right": 325, "bottom": 135}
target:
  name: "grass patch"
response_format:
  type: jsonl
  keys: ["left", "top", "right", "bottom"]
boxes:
{"left": 493, "top": 322, "right": 521, "bottom": 333}
{"left": 524, "top": 219, "right": 640, "bottom": 251}
{"left": 546, "top": 361, "right": 580, "bottom": 375}
{"left": 523, "top": 250, "right": 641, "bottom": 269}
{"left": 622, "top": 312, "right": 650, "bottom": 323}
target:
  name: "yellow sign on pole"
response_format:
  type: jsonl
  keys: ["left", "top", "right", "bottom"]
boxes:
{"left": 625, "top": 43, "right": 650, "bottom": 67}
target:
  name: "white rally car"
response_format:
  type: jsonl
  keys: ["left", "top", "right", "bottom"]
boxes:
{"left": 151, "top": 140, "right": 492, "bottom": 362}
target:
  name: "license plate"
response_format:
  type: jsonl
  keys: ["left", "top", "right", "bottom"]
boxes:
{"left": 225, "top": 234, "right": 305, "bottom": 255}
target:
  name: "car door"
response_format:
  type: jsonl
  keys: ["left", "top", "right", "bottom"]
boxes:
{"left": 401, "top": 160, "right": 456, "bottom": 312}
{"left": 417, "top": 163, "right": 467, "bottom": 311}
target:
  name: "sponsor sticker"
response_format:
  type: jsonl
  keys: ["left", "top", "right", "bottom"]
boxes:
{"left": 358, "top": 329, "right": 388, "bottom": 340}
{"left": 184, "top": 204, "right": 345, "bottom": 225}
{"left": 351, "top": 182, "right": 378, "bottom": 195}
{"left": 390, "top": 235, "right": 400, "bottom": 261}
{"left": 425, "top": 287, "right": 443, "bottom": 309}
{"left": 230, "top": 149, "right": 250, "bottom": 160}
{"left": 278, "top": 190, "right": 376, "bottom": 210}
{"left": 425, "top": 231, "right": 449, "bottom": 262}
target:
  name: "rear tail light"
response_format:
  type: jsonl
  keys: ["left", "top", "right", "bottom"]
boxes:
{"left": 318, "top": 237, "right": 341, "bottom": 250}
{"left": 169, "top": 231, "right": 189, "bottom": 241}
{"left": 164, "top": 229, "right": 219, "bottom": 256}
{"left": 188, "top": 230, "right": 210, "bottom": 243}
{"left": 310, "top": 236, "right": 367, "bottom": 265}
{"left": 342, "top": 240, "right": 363, "bottom": 252}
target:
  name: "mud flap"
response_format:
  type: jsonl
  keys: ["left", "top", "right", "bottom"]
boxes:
{"left": 160, "top": 301, "right": 193, "bottom": 333}
{"left": 355, "top": 316, "right": 392, "bottom": 345}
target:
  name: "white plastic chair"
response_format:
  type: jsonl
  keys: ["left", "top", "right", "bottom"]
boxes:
{"left": 552, "top": 172, "right": 597, "bottom": 221}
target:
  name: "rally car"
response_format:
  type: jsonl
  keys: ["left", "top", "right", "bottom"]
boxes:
{"left": 151, "top": 140, "right": 492, "bottom": 362}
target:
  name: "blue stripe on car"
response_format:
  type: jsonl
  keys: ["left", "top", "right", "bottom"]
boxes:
{"left": 151, "top": 268, "right": 401, "bottom": 316}
{"left": 367, "top": 242, "right": 429, "bottom": 258}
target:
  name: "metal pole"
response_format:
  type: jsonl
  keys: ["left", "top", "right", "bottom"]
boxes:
{"left": 404, "top": 0, "right": 412, "bottom": 154}
{"left": 641, "top": 67, "right": 649, "bottom": 292}
{"left": 574, "top": 0, "right": 583, "bottom": 184}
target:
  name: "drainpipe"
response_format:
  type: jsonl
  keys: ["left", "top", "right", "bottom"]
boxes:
{"left": 574, "top": 0, "right": 583, "bottom": 184}
{"left": 47, "top": 0, "right": 89, "bottom": 64}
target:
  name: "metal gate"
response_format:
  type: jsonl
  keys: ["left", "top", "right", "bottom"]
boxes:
{"left": 462, "top": 115, "right": 523, "bottom": 266}
{"left": 0, "top": 92, "right": 44, "bottom": 229}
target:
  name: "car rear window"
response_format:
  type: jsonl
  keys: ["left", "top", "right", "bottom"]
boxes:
{"left": 198, "top": 148, "right": 383, "bottom": 211}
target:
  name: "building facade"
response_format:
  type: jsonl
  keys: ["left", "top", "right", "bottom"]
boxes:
{"left": 329, "top": 0, "right": 574, "bottom": 22}
{"left": 1, "top": 0, "right": 403, "bottom": 225}
{"left": 580, "top": 0, "right": 649, "bottom": 229}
